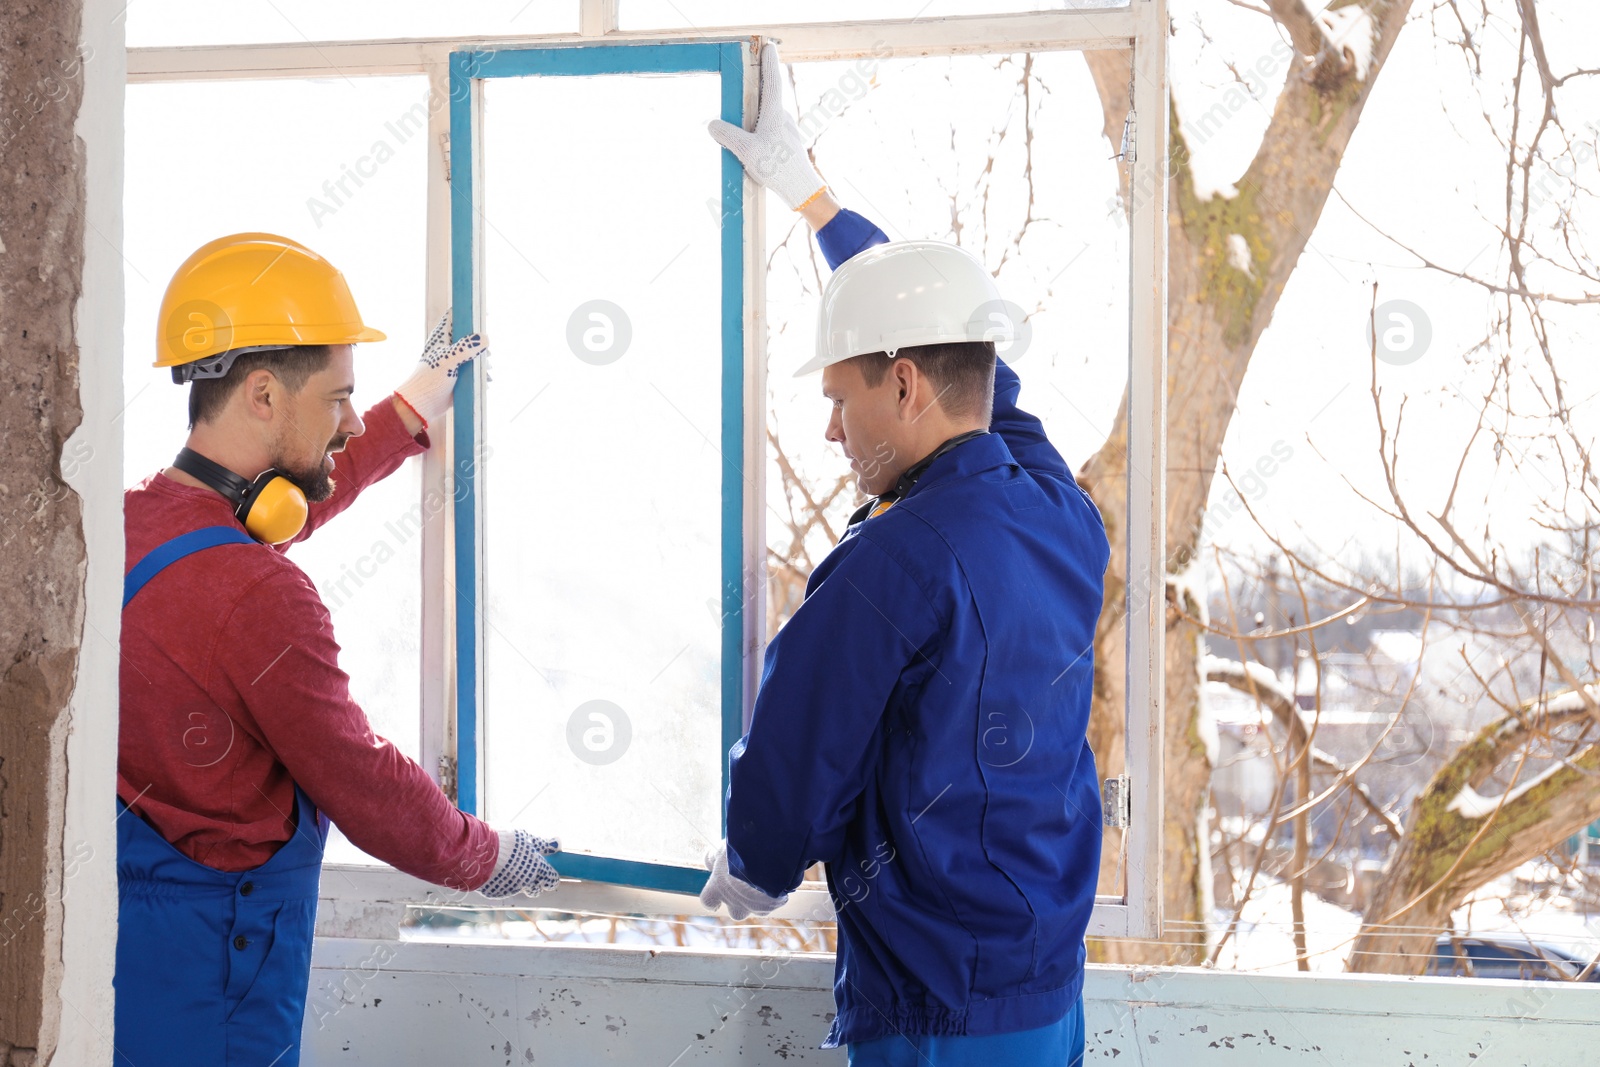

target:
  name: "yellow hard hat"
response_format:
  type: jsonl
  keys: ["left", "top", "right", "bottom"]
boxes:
{"left": 155, "top": 233, "right": 386, "bottom": 378}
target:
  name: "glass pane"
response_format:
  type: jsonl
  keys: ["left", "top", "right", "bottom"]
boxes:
{"left": 621, "top": 0, "right": 1128, "bottom": 29}
{"left": 123, "top": 77, "right": 430, "bottom": 865}
{"left": 127, "top": 1, "right": 576, "bottom": 48}
{"left": 759, "top": 52, "right": 1131, "bottom": 898}
{"left": 479, "top": 70, "right": 728, "bottom": 869}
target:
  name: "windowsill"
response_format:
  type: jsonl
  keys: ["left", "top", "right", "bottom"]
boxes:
{"left": 317, "top": 862, "right": 841, "bottom": 939}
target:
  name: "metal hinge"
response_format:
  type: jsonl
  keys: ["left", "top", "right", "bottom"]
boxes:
{"left": 439, "top": 754, "right": 458, "bottom": 803}
{"left": 439, "top": 132, "right": 452, "bottom": 182}
{"left": 1102, "top": 775, "right": 1132, "bottom": 828}
{"left": 1118, "top": 112, "right": 1137, "bottom": 163}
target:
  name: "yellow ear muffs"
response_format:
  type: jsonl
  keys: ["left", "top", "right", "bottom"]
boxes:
{"left": 172, "top": 448, "right": 309, "bottom": 545}
{"left": 237, "top": 471, "right": 309, "bottom": 545}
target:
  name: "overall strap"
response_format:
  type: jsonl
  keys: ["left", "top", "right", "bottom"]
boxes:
{"left": 123, "top": 525, "right": 255, "bottom": 608}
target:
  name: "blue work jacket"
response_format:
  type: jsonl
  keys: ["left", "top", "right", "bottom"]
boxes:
{"left": 725, "top": 210, "right": 1111, "bottom": 1048}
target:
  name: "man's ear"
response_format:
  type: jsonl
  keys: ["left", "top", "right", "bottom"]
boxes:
{"left": 242, "top": 368, "right": 278, "bottom": 422}
{"left": 892, "top": 357, "right": 918, "bottom": 415}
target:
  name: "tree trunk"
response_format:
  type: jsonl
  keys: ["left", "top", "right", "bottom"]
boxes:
{"left": 1077, "top": 0, "right": 1417, "bottom": 962}
{"left": 1348, "top": 690, "right": 1600, "bottom": 975}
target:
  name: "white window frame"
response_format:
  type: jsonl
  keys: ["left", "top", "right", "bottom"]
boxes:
{"left": 127, "top": 0, "right": 1168, "bottom": 940}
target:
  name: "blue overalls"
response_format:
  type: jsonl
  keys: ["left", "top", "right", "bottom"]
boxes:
{"left": 116, "top": 526, "right": 328, "bottom": 1066}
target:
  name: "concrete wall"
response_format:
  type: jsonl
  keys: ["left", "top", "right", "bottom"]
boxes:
{"left": 0, "top": 0, "right": 122, "bottom": 1061}
{"left": 305, "top": 938, "right": 1600, "bottom": 1065}
{"left": 0, "top": 0, "right": 89, "bottom": 1057}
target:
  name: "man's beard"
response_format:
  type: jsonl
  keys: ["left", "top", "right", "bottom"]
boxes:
{"left": 274, "top": 433, "right": 350, "bottom": 503}
{"left": 279, "top": 461, "right": 335, "bottom": 503}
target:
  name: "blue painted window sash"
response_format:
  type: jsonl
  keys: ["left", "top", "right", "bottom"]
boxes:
{"left": 449, "top": 42, "right": 746, "bottom": 896}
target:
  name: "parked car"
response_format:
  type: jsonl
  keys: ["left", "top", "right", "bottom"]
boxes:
{"left": 1428, "top": 936, "right": 1600, "bottom": 981}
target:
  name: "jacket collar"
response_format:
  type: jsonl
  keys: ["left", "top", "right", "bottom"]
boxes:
{"left": 847, "top": 430, "right": 1014, "bottom": 526}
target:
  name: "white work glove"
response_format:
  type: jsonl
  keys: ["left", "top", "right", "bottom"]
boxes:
{"left": 479, "top": 829, "right": 561, "bottom": 898}
{"left": 707, "top": 44, "right": 827, "bottom": 211}
{"left": 700, "top": 840, "right": 788, "bottom": 920}
{"left": 393, "top": 310, "right": 488, "bottom": 426}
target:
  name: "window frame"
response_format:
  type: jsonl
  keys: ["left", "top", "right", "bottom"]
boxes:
{"left": 448, "top": 39, "right": 751, "bottom": 894}
{"left": 126, "top": 0, "right": 1168, "bottom": 939}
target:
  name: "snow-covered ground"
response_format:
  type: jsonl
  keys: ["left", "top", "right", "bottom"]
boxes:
{"left": 1214, "top": 861, "right": 1600, "bottom": 974}
{"left": 1213, "top": 876, "right": 1364, "bottom": 974}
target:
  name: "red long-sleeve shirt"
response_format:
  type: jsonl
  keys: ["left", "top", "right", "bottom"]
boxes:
{"left": 119, "top": 399, "right": 498, "bottom": 890}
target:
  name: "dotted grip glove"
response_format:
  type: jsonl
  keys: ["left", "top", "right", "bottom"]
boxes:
{"left": 479, "top": 830, "right": 561, "bottom": 898}
{"left": 707, "top": 44, "right": 827, "bottom": 211}
{"left": 393, "top": 310, "right": 488, "bottom": 427}
{"left": 700, "top": 840, "right": 788, "bottom": 920}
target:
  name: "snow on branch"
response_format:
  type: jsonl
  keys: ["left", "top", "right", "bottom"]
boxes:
{"left": 1205, "top": 654, "right": 1403, "bottom": 838}
{"left": 1310, "top": 2, "right": 1377, "bottom": 79}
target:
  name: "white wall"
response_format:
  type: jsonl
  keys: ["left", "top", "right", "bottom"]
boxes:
{"left": 59, "top": 0, "right": 124, "bottom": 1061}
{"left": 304, "top": 938, "right": 1600, "bottom": 1065}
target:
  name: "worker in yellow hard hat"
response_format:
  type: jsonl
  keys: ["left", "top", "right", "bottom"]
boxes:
{"left": 116, "top": 233, "right": 560, "bottom": 1067}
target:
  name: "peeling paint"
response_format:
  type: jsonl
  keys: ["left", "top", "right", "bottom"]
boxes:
{"left": 306, "top": 944, "right": 1600, "bottom": 1064}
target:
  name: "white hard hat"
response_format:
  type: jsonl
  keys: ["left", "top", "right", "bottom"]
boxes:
{"left": 797, "top": 240, "right": 1012, "bottom": 377}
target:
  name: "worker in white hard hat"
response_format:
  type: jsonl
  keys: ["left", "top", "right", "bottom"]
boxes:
{"left": 698, "top": 46, "right": 1109, "bottom": 1067}
{"left": 117, "top": 234, "right": 561, "bottom": 1067}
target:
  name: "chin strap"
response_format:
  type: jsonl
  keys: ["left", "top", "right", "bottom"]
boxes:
{"left": 848, "top": 429, "right": 989, "bottom": 527}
